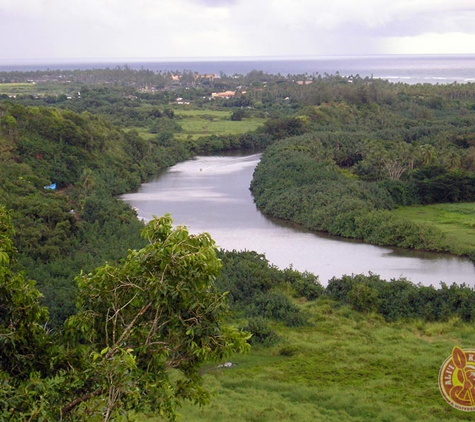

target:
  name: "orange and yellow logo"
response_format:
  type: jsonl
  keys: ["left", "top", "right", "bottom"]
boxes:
{"left": 439, "top": 346, "right": 475, "bottom": 411}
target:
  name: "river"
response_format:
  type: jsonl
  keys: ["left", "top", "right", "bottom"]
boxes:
{"left": 122, "top": 153, "right": 475, "bottom": 287}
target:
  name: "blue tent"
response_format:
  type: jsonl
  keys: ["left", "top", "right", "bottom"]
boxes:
{"left": 44, "top": 183, "right": 56, "bottom": 190}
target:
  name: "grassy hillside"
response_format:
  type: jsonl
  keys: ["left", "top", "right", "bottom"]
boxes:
{"left": 144, "top": 300, "right": 475, "bottom": 422}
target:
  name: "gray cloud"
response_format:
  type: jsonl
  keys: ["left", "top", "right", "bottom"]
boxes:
{"left": 0, "top": 0, "right": 474, "bottom": 60}
{"left": 190, "top": 0, "right": 237, "bottom": 7}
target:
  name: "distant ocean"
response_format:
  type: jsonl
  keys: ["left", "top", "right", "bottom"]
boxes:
{"left": 1, "top": 55, "right": 475, "bottom": 85}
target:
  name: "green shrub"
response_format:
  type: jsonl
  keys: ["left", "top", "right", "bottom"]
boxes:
{"left": 243, "top": 317, "right": 280, "bottom": 346}
{"left": 326, "top": 273, "right": 475, "bottom": 322}
{"left": 282, "top": 268, "right": 324, "bottom": 300}
{"left": 251, "top": 291, "right": 306, "bottom": 327}
{"left": 347, "top": 283, "right": 379, "bottom": 313}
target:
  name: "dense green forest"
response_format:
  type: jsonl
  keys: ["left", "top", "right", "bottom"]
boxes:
{"left": 2, "top": 67, "right": 475, "bottom": 420}
{"left": 250, "top": 81, "right": 475, "bottom": 259}
{"left": 0, "top": 101, "right": 193, "bottom": 325}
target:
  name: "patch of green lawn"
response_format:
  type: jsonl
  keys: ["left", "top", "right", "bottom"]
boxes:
{"left": 392, "top": 203, "right": 475, "bottom": 255}
{"left": 0, "top": 82, "right": 81, "bottom": 97}
{"left": 0, "top": 82, "right": 37, "bottom": 95}
{"left": 139, "top": 301, "right": 475, "bottom": 422}
{"left": 174, "top": 108, "right": 265, "bottom": 140}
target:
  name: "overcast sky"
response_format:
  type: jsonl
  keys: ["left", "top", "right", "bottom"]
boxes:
{"left": 1, "top": 0, "right": 475, "bottom": 61}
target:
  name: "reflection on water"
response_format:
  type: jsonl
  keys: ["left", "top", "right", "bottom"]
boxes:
{"left": 122, "top": 154, "right": 475, "bottom": 287}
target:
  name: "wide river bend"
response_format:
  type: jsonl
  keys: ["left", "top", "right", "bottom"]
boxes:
{"left": 122, "top": 154, "right": 475, "bottom": 287}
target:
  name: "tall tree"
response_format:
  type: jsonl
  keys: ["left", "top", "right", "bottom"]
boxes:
{"left": 0, "top": 212, "right": 249, "bottom": 421}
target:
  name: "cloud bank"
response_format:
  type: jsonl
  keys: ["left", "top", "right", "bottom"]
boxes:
{"left": 0, "top": 0, "right": 474, "bottom": 60}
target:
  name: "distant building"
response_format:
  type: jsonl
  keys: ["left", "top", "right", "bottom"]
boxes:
{"left": 175, "top": 97, "right": 190, "bottom": 105}
{"left": 211, "top": 91, "right": 236, "bottom": 99}
{"left": 197, "top": 73, "right": 219, "bottom": 81}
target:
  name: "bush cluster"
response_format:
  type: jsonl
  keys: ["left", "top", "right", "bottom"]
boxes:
{"left": 326, "top": 273, "right": 475, "bottom": 322}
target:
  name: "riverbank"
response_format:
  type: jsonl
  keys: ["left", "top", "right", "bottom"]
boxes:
{"left": 122, "top": 153, "right": 475, "bottom": 287}
{"left": 392, "top": 203, "right": 475, "bottom": 257}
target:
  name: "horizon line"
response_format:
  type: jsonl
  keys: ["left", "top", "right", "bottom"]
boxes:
{"left": 1, "top": 53, "right": 475, "bottom": 65}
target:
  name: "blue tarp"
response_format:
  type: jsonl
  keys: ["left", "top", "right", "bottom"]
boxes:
{"left": 44, "top": 183, "right": 56, "bottom": 190}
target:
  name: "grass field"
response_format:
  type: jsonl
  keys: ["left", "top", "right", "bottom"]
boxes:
{"left": 0, "top": 83, "right": 33, "bottom": 88}
{"left": 0, "top": 82, "right": 37, "bottom": 95}
{"left": 139, "top": 300, "right": 475, "bottom": 422}
{"left": 0, "top": 82, "right": 78, "bottom": 96}
{"left": 392, "top": 203, "right": 475, "bottom": 255}
{"left": 174, "top": 108, "right": 266, "bottom": 140}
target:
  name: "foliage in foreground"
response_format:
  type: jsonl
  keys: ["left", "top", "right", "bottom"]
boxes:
{"left": 3, "top": 207, "right": 475, "bottom": 420}
{"left": 0, "top": 211, "right": 249, "bottom": 421}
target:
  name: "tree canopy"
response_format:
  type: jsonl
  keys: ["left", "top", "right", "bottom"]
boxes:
{"left": 0, "top": 210, "right": 249, "bottom": 421}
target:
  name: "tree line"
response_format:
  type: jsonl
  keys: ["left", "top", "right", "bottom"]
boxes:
{"left": 250, "top": 89, "right": 475, "bottom": 260}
